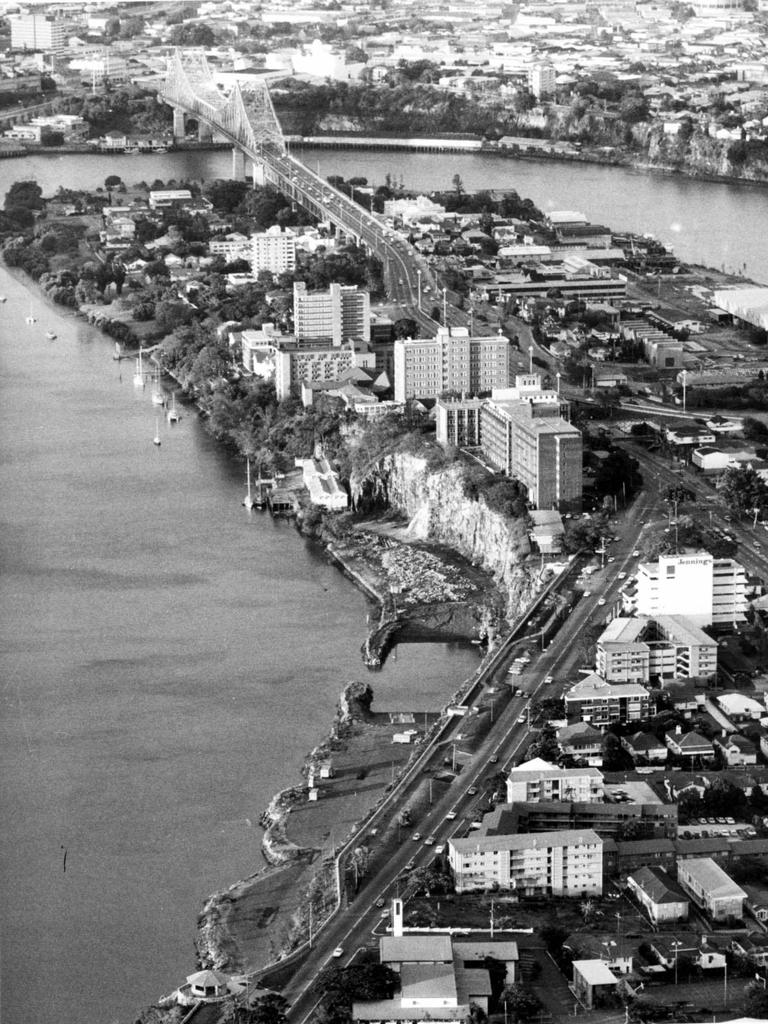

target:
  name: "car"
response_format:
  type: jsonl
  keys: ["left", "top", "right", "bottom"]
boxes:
{"left": 618, "top": 572, "right": 627, "bottom": 580}
{"left": 424, "top": 836, "right": 436, "bottom": 846}
{"left": 490, "top": 755, "right": 499, "bottom": 764}
{"left": 468, "top": 786, "right": 478, "bottom": 796}
{"left": 716, "top": 817, "right": 727, "bottom": 824}
{"left": 376, "top": 897, "right": 385, "bottom": 907}
{"left": 435, "top": 844, "right": 445, "bottom": 854}
{"left": 633, "top": 550, "right": 640, "bottom": 557}
{"left": 597, "top": 598, "right": 606, "bottom": 606}
{"left": 332, "top": 947, "right": 344, "bottom": 958}
{"left": 583, "top": 590, "right": 591, "bottom": 597}
{"left": 707, "top": 817, "right": 717, "bottom": 825}
{"left": 725, "top": 817, "right": 735, "bottom": 825}
{"left": 446, "top": 810, "right": 457, "bottom": 820}
{"left": 544, "top": 675, "right": 553, "bottom": 684}
{"left": 412, "top": 833, "right": 422, "bottom": 842}
{"left": 517, "top": 714, "right": 526, "bottom": 724}
{"left": 608, "top": 556, "right": 616, "bottom": 563}
{"left": 404, "top": 858, "right": 415, "bottom": 870}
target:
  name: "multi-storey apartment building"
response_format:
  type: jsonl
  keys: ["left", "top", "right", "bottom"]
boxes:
{"left": 596, "top": 616, "right": 717, "bottom": 684}
{"left": 293, "top": 282, "right": 370, "bottom": 347}
{"left": 564, "top": 673, "right": 653, "bottom": 727}
{"left": 274, "top": 340, "right": 375, "bottom": 400}
{"left": 251, "top": 226, "right": 296, "bottom": 276}
{"left": 449, "top": 829, "right": 603, "bottom": 896}
{"left": 435, "top": 396, "right": 484, "bottom": 447}
{"left": 633, "top": 552, "right": 746, "bottom": 627}
{"left": 485, "top": 801, "right": 678, "bottom": 841}
{"left": 505, "top": 759, "right": 604, "bottom": 804}
{"left": 10, "top": 13, "right": 70, "bottom": 51}
{"left": 480, "top": 398, "right": 582, "bottom": 510}
{"left": 393, "top": 327, "right": 509, "bottom": 403}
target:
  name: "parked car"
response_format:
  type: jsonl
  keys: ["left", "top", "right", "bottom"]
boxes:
{"left": 446, "top": 810, "right": 457, "bottom": 820}
{"left": 468, "top": 787, "right": 477, "bottom": 796}
{"left": 412, "top": 833, "right": 422, "bottom": 842}
{"left": 333, "top": 947, "right": 344, "bottom": 958}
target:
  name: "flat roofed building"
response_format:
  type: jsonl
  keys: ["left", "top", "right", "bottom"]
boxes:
{"left": 251, "top": 226, "right": 296, "bottom": 276}
{"left": 596, "top": 615, "right": 717, "bottom": 684}
{"left": 564, "top": 674, "right": 653, "bottom": 726}
{"left": 10, "top": 13, "right": 69, "bottom": 51}
{"left": 484, "top": 800, "right": 677, "bottom": 841}
{"left": 480, "top": 398, "right": 582, "bottom": 511}
{"left": 677, "top": 857, "right": 746, "bottom": 921}
{"left": 394, "top": 328, "right": 509, "bottom": 403}
{"left": 572, "top": 960, "right": 620, "bottom": 1009}
{"left": 633, "top": 552, "right": 746, "bottom": 627}
{"left": 274, "top": 340, "right": 375, "bottom": 400}
{"left": 293, "top": 281, "right": 370, "bottom": 347}
{"left": 448, "top": 828, "right": 602, "bottom": 896}
{"left": 435, "top": 395, "right": 484, "bottom": 447}
{"left": 506, "top": 758, "right": 604, "bottom": 804}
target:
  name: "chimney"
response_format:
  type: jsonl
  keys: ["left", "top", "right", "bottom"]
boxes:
{"left": 675, "top": 724, "right": 682, "bottom": 735}
{"left": 392, "top": 897, "right": 404, "bottom": 938}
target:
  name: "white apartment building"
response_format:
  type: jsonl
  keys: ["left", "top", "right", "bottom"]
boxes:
{"left": 10, "top": 13, "right": 69, "bottom": 52}
{"left": 394, "top": 328, "right": 509, "bottom": 404}
{"left": 209, "top": 233, "right": 252, "bottom": 260}
{"left": 528, "top": 63, "right": 556, "bottom": 99}
{"left": 274, "top": 341, "right": 375, "bottom": 400}
{"left": 251, "top": 226, "right": 296, "bottom": 276}
{"left": 293, "top": 282, "right": 370, "bottom": 347}
{"left": 596, "top": 616, "right": 717, "bottom": 684}
{"left": 634, "top": 552, "right": 747, "bottom": 627}
{"left": 564, "top": 674, "right": 653, "bottom": 727}
{"left": 505, "top": 758, "right": 604, "bottom": 804}
{"left": 449, "top": 829, "right": 603, "bottom": 896}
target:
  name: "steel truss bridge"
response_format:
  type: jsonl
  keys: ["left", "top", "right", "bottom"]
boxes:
{"left": 160, "top": 51, "right": 442, "bottom": 328}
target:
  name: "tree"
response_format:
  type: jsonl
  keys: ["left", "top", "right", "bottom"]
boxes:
{"left": 168, "top": 21, "right": 216, "bottom": 46}
{"left": 745, "top": 983, "right": 768, "bottom": 1018}
{"left": 502, "top": 984, "right": 541, "bottom": 1023}
{"left": 452, "top": 173, "right": 465, "bottom": 196}
{"left": 248, "top": 991, "right": 289, "bottom": 1024}
{"left": 721, "top": 464, "right": 768, "bottom": 517}
{"left": 105, "top": 175, "right": 123, "bottom": 190}
{"left": 4, "top": 180, "right": 43, "bottom": 211}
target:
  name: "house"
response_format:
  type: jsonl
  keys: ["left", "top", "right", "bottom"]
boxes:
{"left": 665, "top": 726, "right": 714, "bottom": 762}
{"left": 557, "top": 722, "right": 604, "bottom": 766}
{"left": 730, "top": 933, "right": 768, "bottom": 967}
{"left": 716, "top": 692, "right": 765, "bottom": 721}
{"left": 676, "top": 857, "right": 746, "bottom": 922}
{"left": 622, "top": 732, "right": 668, "bottom": 764}
{"left": 714, "top": 733, "right": 757, "bottom": 766}
{"left": 627, "top": 866, "right": 689, "bottom": 924}
{"left": 742, "top": 884, "right": 768, "bottom": 924}
{"left": 571, "top": 960, "right": 621, "bottom": 1010}
{"left": 352, "top": 900, "right": 515, "bottom": 1024}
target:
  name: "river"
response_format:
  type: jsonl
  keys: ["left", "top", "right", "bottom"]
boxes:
{"left": 3, "top": 146, "right": 767, "bottom": 281}
{"left": 0, "top": 263, "right": 481, "bottom": 1024}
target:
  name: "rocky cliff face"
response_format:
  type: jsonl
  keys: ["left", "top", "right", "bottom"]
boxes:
{"left": 352, "top": 453, "right": 537, "bottom": 621}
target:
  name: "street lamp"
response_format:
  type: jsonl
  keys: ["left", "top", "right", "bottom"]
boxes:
{"left": 442, "top": 287, "right": 448, "bottom": 326}
{"left": 671, "top": 940, "right": 683, "bottom": 986}
{"left": 528, "top": 345, "right": 533, "bottom": 374}
{"left": 681, "top": 368, "right": 687, "bottom": 413}
{"left": 417, "top": 268, "right": 422, "bottom": 311}
{"left": 556, "top": 371, "right": 561, "bottom": 396}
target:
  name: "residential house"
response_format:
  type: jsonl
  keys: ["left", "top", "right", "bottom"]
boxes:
{"left": 622, "top": 732, "right": 668, "bottom": 764}
{"left": 676, "top": 858, "right": 746, "bottom": 922}
{"left": 714, "top": 733, "right": 757, "bottom": 767}
{"left": 730, "top": 933, "right": 768, "bottom": 968}
{"left": 571, "top": 961, "right": 621, "bottom": 1010}
{"left": 665, "top": 726, "right": 714, "bottom": 762}
{"left": 627, "top": 866, "right": 689, "bottom": 924}
{"left": 557, "top": 722, "right": 603, "bottom": 766}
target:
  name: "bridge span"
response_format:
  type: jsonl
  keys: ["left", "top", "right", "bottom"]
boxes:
{"left": 159, "top": 51, "right": 443, "bottom": 332}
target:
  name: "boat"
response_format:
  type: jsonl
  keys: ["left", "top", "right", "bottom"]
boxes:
{"left": 25, "top": 304, "right": 36, "bottom": 325}
{"left": 166, "top": 393, "right": 181, "bottom": 423}
{"left": 113, "top": 341, "right": 124, "bottom": 361}
{"left": 133, "top": 347, "right": 144, "bottom": 388}
{"left": 150, "top": 372, "right": 165, "bottom": 407}
{"left": 153, "top": 415, "right": 161, "bottom": 446}
{"left": 45, "top": 330, "right": 56, "bottom": 340}
{"left": 0, "top": 295, "right": 7, "bottom": 303}
{"left": 153, "top": 147, "right": 168, "bottom": 154}
{"left": 243, "top": 458, "right": 255, "bottom": 510}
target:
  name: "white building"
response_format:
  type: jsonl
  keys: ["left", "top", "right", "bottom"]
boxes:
{"left": 296, "top": 454, "right": 348, "bottom": 510}
{"left": 394, "top": 328, "right": 510, "bottom": 403}
{"left": 564, "top": 674, "right": 653, "bottom": 727}
{"left": 293, "top": 282, "right": 370, "bottom": 347}
{"left": 633, "top": 552, "right": 746, "bottom": 627}
{"left": 209, "top": 233, "right": 252, "bottom": 260}
{"left": 677, "top": 857, "right": 746, "bottom": 922}
{"left": 505, "top": 758, "right": 604, "bottom": 804}
{"left": 449, "top": 829, "right": 603, "bottom": 896}
{"left": 292, "top": 38, "right": 366, "bottom": 81}
{"left": 274, "top": 340, "right": 376, "bottom": 400}
{"left": 528, "top": 63, "right": 556, "bottom": 98}
{"left": 10, "top": 13, "right": 69, "bottom": 52}
{"left": 596, "top": 616, "right": 717, "bottom": 683}
{"left": 251, "top": 226, "right": 296, "bottom": 276}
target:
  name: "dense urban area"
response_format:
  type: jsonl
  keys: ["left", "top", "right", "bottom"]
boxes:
{"left": 2, "top": 3, "right": 768, "bottom": 1024}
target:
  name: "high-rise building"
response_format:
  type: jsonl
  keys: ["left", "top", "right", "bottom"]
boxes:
{"left": 480, "top": 397, "right": 582, "bottom": 510}
{"left": 632, "top": 552, "right": 747, "bottom": 627}
{"left": 528, "top": 63, "right": 556, "bottom": 99}
{"left": 10, "top": 13, "right": 69, "bottom": 52}
{"left": 251, "top": 226, "right": 296, "bottom": 276}
{"left": 393, "top": 327, "right": 509, "bottom": 403}
{"left": 435, "top": 396, "right": 484, "bottom": 447}
{"left": 596, "top": 616, "right": 718, "bottom": 684}
{"left": 274, "top": 340, "right": 375, "bottom": 400}
{"left": 449, "top": 829, "right": 603, "bottom": 896}
{"left": 293, "top": 282, "right": 369, "bottom": 347}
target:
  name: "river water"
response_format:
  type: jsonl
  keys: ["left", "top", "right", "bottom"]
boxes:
{"left": 0, "top": 264, "right": 480, "bottom": 1024}
{"left": 4, "top": 147, "right": 767, "bottom": 281}
{"left": 0, "top": 146, "right": 765, "bottom": 1024}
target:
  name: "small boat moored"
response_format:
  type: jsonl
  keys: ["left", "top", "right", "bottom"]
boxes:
{"left": 166, "top": 394, "right": 181, "bottom": 423}
{"left": 153, "top": 415, "right": 161, "bottom": 446}
{"left": 0, "top": 295, "right": 7, "bottom": 303}
{"left": 45, "top": 330, "right": 56, "bottom": 340}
